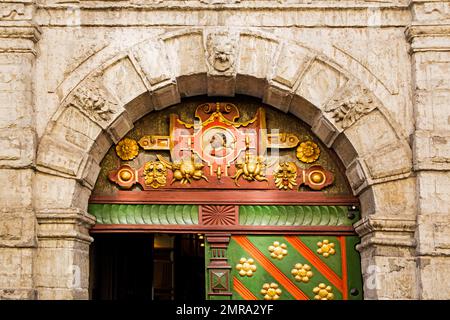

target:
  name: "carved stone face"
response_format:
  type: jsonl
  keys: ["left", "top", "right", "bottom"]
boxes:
{"left": 207, "top": 34, "right": 236, "bottom": 73}
{"left": 144, "top": 161, "right": 167, "bottom": 188}
{"left": 274, "top": 162, "right": 298, "bottom": 190}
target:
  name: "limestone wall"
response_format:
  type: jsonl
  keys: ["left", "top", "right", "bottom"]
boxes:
{"left": 0, "top": 0, "right": 449, "bottom": 299}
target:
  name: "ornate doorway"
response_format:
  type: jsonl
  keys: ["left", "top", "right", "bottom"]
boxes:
{"left": 88, "top": 96, "right": 363, "bottom": 300}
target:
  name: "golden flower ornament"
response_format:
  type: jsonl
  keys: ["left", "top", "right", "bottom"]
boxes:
{"left": 313, "top": 283, "right": 334, "bottom": 300}
{"left": 236, "top": 257, "right": 257, "bottom": 277}
{"left": 317, "top": 239, "right": 336, "bottom": 257}
{"left": 296, "top": 140, "right": 320, "bottom": 163}
{"left": 260, "top": 283, "right": 282, "bottom": 300}
{"left": 291, "top": 263, "right": 314, "bottom": 283}
{"left": 116, "top": 138, "right": 139, "bottom": 161}
{"left": 268, "top": 241, "right": 288, "bottom": 260}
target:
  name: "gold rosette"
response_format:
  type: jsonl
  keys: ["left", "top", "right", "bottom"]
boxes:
{"left": 296, "top": 141, "right": 320, "bottom": 163}
{"left": 116, "top": 138, "right": 139, "bottom": 161}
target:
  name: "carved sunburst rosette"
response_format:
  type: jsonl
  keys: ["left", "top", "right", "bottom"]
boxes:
{"left": 200, "top": 205, "right": 237, "bottom": 225}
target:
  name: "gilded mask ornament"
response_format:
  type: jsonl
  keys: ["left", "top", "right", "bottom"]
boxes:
{"left": 206, "top": 32, "right": 236, "bottom": 74}
{"left": 274, "top": 162, "right": 298, "bottom": 190}
{"left": 236, "top": 257, "right": 257, "bottom": 277}
{"left": 232, "top": 153, "right": 267, "bottom": 186}
{"left": 296, "top": 140, "right": 320, "bottom": 163}
{"left": 157, "top": 155, "right": 208, "bottom": 185}
{"left": 260, "top": 283, "right": 282, "bottom": 300}
{"left": 313, "top": 283, "right": 334, "bottom": 300}
{"left": 116, "top": 138, "right": 139, "bottom": 161}
{"left": 143, "top": 161, "right": 167, "bottom": 189}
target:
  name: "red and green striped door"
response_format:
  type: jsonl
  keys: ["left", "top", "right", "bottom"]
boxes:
{"left": 227, "top": 235, "right": 362, "bottom": 300}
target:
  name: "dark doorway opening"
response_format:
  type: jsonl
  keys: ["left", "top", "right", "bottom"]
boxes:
{"left": 89, "top": 233, "right": 205, "bottom": 300}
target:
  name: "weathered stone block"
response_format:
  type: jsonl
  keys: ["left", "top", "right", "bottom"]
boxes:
{"left": 360, "top": 255, "right": 418, "bottom": 299}
{"left": 345, "top": 159, "right": 369, "bottom": 193}
{"left": 106, "top": 112, "right": 133, "bottom": 144}
{"left": 0, "top": 248, "right": 34, "bottom": 289}
{"left": 0, "top": 210, "right": 36, "bottom": 247}
{"left": 0, "top": 127, "right": 35, "bottom": 168}
{"left": 37, "top": 136, "right": 87, "bottom": 177}
{"left": 415, "top": 89, "right": 450, "bottom": 132}
{"left": 289, "top": 96, "right": 320, "bottom": 127}
{"left": 272, "top": 43, "right": 312, "bottom": 88}
{"left": 263, "top": 83, "right": 292, "bottom": 113}
{"left": 177, "top": 74, "right": 207, "bottom": 97}
{"left": 34, "top": 173, "right": 89, "bottom": 211}
{"left": 238, "top": 34, "right": 278, "bottom": 80}
{"left": 413, "top": 130, "right": 450, "bottom": 170}
{"left": 164, "top": 31, "right": 207, "bottom": 77}
{"left": 131, "top": 40, "right": 172, "bottom": 86}
{"left": 416, "top": 214, "right": 450, "bottom": 255}
{"left": 417, "top": 171, "right": 450, "bottom": 215}
{"left": 296, "top": 59, "right": 347, "bottom": 109}
{"left": 311, "top": 115, "right": 340, "bottom": 147}
{"left": 88, "top": 131, "right": 113, "bottom": 165}
{"left": 101, "top": 57, "right": 149, "bottom": 106}
{"left": 358, "top": 178, "right": 417, "bottom": 217}
{"left": 124, "top": 92, "right": 154, "bottom": 123}
{"left": 417, "top": 256, "right": 450, "bottom": 300}
{"left": 332, "top": 134, "right": 358, "bottom": 168}
{"left": 151, "top": 82, "right": 181, "bottom": 110}
{"left": 207, "top": 75, "right": 236, "bottom": 97}
{"left": 0, "top": 169, "right": 33, "bottom": 209}
{"left": 35, "top": 246, "right": 89, "bottom": 290}
{"left": 342, "top": 110, "right": 398, "bottom": 157}
{"left": 363, "top": 142, "right": 412, "bottom": 180}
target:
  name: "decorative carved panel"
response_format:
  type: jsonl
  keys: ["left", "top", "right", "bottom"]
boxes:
{"left": 200, "top": 205, "right": 238, "bottom": 225}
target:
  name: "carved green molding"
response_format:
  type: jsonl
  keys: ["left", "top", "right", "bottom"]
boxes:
{"left": 239, "top": 205, "right": 358, "bottom": 226}
{"left": 89, "top": 204, "right": 358, "bottom": 227}
{"left": 89, "top": 204, "right": 199, "bottom": 225}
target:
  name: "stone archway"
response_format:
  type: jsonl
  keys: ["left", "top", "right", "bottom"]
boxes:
{"left": 34, "top": 28, "right": 417, "bottom": 299}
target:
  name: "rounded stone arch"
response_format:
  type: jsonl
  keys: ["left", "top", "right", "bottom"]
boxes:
{"left": 34, "top": 28, "right": 416, "bottom": 299}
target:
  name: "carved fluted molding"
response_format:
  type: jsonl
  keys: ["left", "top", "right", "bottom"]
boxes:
{"left": 354, "top": 215, "right": 417, "bottom": 252}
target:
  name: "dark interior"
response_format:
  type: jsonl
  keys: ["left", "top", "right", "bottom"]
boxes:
{"left": 89, "top": 233, "right": 205, "bottom": 300}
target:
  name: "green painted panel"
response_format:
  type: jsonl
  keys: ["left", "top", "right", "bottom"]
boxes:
{"left": 225, "top": 235, "right": 362, "bottom": 300}
{"left": 228, "top": 237, "right": 295, "bottom": 301}
{"left": 346, "top": 236, "right": 364, "bottom": 300}
{"left": 239, "top": 206, "right": 359, "bottom": 226}
{"left": 300, "top": 235, "right": 342, "bottom": 278}
{"left": 249, "top": 235, "right": 343, "bottom": 300}
{"left": 88, "top": 204, "right": 199, "bottom": 225}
